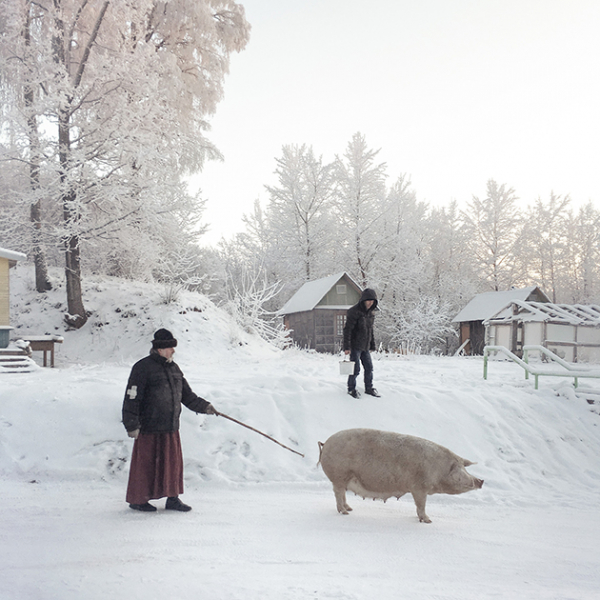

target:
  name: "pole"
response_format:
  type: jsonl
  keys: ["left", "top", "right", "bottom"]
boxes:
{"left": 483, "top": 349, "right": 488, "bottom": 380}
{"left": 214, "top": 410, "right": 305, "bottom": 458}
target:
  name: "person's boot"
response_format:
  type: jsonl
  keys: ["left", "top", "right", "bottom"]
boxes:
{"left": 365, "top": 388, "right": 381, "bottom": 397}
{"left": 348, "top": 389, "right": 361, "bottom": 398}
{"left": 129, "top": 502, "right": 157, "bottom": 512}
{"left": 165, "top": 496, "right": 192, "bottom": 512}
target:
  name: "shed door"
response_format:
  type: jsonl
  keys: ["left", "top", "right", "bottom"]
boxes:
{"left": 470, "top": 322, "right": 486, "bottom": 355}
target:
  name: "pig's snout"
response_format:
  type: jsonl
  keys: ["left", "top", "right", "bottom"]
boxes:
{"left": 475, "top": 478, "right": 484, "bottom": 489}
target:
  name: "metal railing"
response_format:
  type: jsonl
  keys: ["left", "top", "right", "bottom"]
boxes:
{"left": 483, "top": 345, "right": 600, "bottom": 389}
{"left": 522, "top": 345, "right": 594, "bottom": 372}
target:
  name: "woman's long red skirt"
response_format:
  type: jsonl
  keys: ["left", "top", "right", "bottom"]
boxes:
{"left": 126, "top": 431, "right": 184, "bottom": 504}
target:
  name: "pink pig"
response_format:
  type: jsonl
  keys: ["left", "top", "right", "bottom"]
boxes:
{"left": 318, "top": 428, "right": 484, "bottom": 523}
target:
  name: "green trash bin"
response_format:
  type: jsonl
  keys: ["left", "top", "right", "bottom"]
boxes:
{"left": 0, "top": 327, "right": 13, "bottom": 349}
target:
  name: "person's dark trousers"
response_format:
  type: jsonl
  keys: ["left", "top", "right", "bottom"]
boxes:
{"left": 347, "top": 349, "right": 373, "bottom": 391}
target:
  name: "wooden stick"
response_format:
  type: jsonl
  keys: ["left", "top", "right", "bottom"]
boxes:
{"left": 214, "top": 410, "right": 305, "bottom": 458}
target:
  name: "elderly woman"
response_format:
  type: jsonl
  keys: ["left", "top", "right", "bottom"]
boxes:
{"left": 122, "top": 329, "right": 216, "bottom": 512}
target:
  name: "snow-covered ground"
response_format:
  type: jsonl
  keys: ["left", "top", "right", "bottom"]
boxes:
{"left": 1, "top": 265, "right": 600, "bottom": 600}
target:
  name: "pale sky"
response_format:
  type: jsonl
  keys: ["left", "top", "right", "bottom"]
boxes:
{"left": 192, "top": 0, "right": 600, "bottom": 245}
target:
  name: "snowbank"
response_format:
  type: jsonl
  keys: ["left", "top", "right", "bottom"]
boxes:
{"left": 4, "top": 265, "right": 600, "bottom": 500}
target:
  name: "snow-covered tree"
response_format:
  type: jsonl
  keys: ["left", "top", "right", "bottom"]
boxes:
{"left": 374, "top": 175, "right": 426, "bottom": 298}
{"left": 426, "top": 200, "right": 481, "bottom": 307}
{"left": 0, "top": 0, "right": 250, "bottom": 327}
{"left": 461, "top": 179, "right": 525, "bottom": 291}
{"left": 522, "top": 193, "right": 571, "bottom": 302}
{"left": 369, "top": 175, "right": 429, "bottom": 350}
{"left": 333, "top": 133, "right": 387, "bottom": 287}
{"left": 565, "top": 202, "right": 600, "bottom": 303}
{"left": 0, "top": 1, "right": 54, "bottom": 290}
{"left": 265, "top": 144, "right": 335, "bottom": 284}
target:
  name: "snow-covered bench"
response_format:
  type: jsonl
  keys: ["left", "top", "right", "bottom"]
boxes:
{"left": 19, "top": 335, "right": 64, "bottom": 368}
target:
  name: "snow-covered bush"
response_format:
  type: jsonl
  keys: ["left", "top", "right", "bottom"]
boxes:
{"left": 378, "top": 296, "right": 457, "bottom": 355}
{"left": 224, "top": 269, "right": 291, "bottom": 349}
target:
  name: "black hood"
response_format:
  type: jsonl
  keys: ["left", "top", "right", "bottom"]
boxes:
{"left": 360, "top": 288, "right": 378, "bottom": 311}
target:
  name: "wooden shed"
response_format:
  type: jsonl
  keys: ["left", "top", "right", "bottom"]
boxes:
{"left": 278, "top": 272, "right": 362, "bottom": 353}
{"left": 452, "top": 286, "right": 550, "bottom": 355}
{"left": 485, "top": 301, "right": 600, "bottom": 363}
{"left": 0, "top": 247, "right": 26, "bottom": 348}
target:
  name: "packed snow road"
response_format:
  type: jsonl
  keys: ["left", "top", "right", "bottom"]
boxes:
{"left": 1, "top": 479, "right": 599, "bottom": 600}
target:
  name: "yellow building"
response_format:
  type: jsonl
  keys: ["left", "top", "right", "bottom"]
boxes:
{"left": 0, "top": 247, "right": 26, "bottom": 348}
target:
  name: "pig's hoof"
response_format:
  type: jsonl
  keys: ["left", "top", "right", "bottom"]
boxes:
{"left": 419, "top": 516, "right": 432, "bottom": 523}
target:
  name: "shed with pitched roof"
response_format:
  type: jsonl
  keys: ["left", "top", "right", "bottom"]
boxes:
{"left": 452, "top": 287, "right": 550, "bottom": 355}
{"left": 278, "top": 272, "right": 362, "bottom": 353}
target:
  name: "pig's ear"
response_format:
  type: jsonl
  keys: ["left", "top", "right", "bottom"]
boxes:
{"left": 463, "top": 459, "right": 477, "bottom": 467}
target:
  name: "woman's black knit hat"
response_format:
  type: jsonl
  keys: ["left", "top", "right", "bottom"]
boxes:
{"left": 152, "top": 328, "right": 178, "bottom": 349}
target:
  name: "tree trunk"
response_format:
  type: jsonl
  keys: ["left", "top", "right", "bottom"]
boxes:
{"left": 27, "top": 109, "right": 52, "bottom": 292}
{"left": 27, "top": 110, "right": 52, "bottom": 292}
{"left": 59, "top": 108, "right": 87, "bottom": 329}
{"left": 51, "top": 0, "right": 109, "bottom": 329}
{"left": 24, "top": 5, "right": 52, "bottom": 292}
{"left": 64, "top": 232, "right": 86, "bottom": 328}
{"left": 30, "top": 200, "right": 52, "bottom": 292}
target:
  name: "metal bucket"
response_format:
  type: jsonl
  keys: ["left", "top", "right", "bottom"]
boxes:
{"left": 339, "top": 360, "right": 355, "bottom": 375}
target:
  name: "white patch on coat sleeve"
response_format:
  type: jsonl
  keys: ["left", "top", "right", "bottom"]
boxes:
{"left": 126, "top": 386, "right": 137, "bottom": 399}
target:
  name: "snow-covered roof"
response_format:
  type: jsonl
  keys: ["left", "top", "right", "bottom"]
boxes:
{"left": 452, "top": 287, "right": 549, "bottom": 323}
{"left": 487, "top": 300, "right": 600, "bottom": 326}
{"left": 0, "top": 247, "right": 26, "bottom": 262}
{"left": 278, "top": 272, "right": 361, "bottom": 315}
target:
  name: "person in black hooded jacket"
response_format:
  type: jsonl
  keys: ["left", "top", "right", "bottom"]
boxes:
{"left": 343, "top": 288, "right": 381, "bottom": 398}
{"left": 122, "top": 328, "right": 217, "bottom": 512}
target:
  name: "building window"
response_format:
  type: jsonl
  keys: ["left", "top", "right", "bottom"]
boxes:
{"left": 336, "top": 314, "right": 346, "bottom": 336}
{"left": 336, "top": 284, "right": 347, "bottom": 295}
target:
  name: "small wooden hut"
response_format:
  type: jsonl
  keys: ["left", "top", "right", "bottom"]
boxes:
{"left": 278, "top": 272, "right": 362, "bottom": 353}
{"left": 485, "top": 301, "right": 600, "bottom": 363}
{"left": 452, "top": 287, "right": 550, "bottom": 355}
{"left": 0, "top": 247, "right": 26, "bottom": 348}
